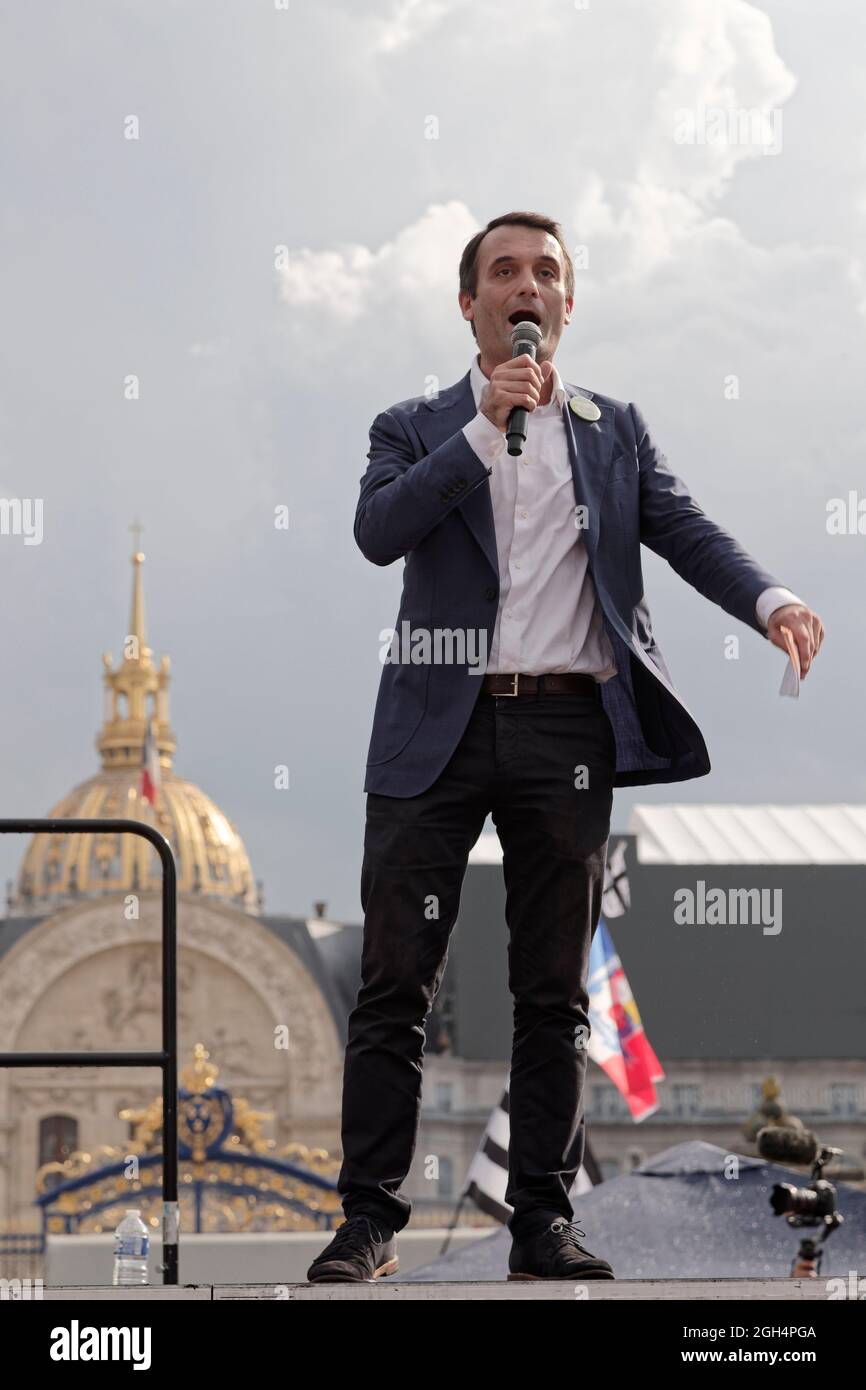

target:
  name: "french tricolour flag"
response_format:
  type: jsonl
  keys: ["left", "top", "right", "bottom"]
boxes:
{"left": 586, "top": 836, "right": 664, "bottom": 1122}
{"left": 140, "top": 715, "right": 161, "bottom": 807}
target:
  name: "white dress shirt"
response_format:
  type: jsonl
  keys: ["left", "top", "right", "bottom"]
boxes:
{"left": 461, "top": 353, "right": 802, "bottom": 678}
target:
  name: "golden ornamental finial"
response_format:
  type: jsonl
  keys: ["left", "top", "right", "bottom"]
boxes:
{"left": 128, "top": 520, "right": 149, "bottom": 661}
{"left": 181, "top": 1042, "right": 220, "bottom": 1094}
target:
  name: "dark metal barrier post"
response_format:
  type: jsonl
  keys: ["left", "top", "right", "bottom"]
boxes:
{"left": 0, "top": 818, "right": 178, "bottom": 1284}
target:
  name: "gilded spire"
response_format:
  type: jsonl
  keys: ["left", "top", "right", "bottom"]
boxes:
{"left": 96, "top": 528, "right": 177, "bottom": 771}
{"left": 128, "top": 519, "right": 148, "bottom": 657}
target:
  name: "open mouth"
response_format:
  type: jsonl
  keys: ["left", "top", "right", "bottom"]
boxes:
{"left": 508, "top": 309, "right": 542, "bottom": 327}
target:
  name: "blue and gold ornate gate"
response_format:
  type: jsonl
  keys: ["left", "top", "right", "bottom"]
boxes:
{"left": 35, "top": 1044, "right": 343, "bottom": 1236}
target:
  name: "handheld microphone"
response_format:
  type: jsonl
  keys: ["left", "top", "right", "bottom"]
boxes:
{"left": 506, "top": 320, "right": 543, "bottom": 457}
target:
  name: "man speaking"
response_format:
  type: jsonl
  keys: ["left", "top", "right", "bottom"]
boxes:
{"left": 307, "top": 211, "right": 825, "bottom": 1284}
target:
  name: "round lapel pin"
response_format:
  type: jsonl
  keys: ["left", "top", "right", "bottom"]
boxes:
{"left": 569, "top": 395, "right": 601, "bottom": 422}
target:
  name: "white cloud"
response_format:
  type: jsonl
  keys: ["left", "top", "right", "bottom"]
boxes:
{"left": 370, "top": 0, "right": 456, "bottom": 55}
{"left": 647, "top": 0, "right": 797, "bottom": 200}
{"left": 278, "top": 246, "right": 376, "bottom": 321}
{"left": 281, "top": 0, "right": 803, "bottom": 306}
{"left": 277, "top": 199, "right": 478, "bottom": 331}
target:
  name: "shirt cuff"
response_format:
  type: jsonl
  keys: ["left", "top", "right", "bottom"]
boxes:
{"left": 463, "top": 410, "right": 506, "bottom": 465}
{"left": 755, "top": 586, "right": 804, "bottom": 630}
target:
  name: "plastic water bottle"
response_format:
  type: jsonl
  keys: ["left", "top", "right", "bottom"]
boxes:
{"left": 112, "top": 1209, "right": 150, "bottom": 1286}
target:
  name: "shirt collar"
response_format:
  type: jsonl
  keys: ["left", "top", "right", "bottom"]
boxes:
{"left": 469, "top": 353, "right": 567, "bottom": 412}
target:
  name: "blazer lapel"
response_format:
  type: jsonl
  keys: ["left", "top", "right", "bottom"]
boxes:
{"left": 562, "top": 385, "right": 617, "bottom": 561}
{"left": 413, "top": 370, "right": 618, "bottom": 576}
{"left": 414, "top": 371, "right": 499, "bottom": 577}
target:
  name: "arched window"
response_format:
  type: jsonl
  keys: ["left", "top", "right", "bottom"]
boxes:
{"left": 39, "top": 1114, "right": 78, "bottom": 1169}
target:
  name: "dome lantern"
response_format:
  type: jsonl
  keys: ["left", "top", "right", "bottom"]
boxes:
{"left": 96, "top": 523, "right": 177, "bottom": 773}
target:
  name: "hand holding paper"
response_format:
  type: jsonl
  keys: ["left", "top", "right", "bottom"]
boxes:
{"left": 766, "top": 603, "right": 824, "bottom": 697}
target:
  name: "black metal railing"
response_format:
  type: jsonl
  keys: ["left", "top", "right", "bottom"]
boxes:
{"left": 0, "top": 818, "right": 178, "bottom": 1284}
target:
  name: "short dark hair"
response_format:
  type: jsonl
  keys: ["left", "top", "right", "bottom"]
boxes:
{"left": 459, "top": 211, "right": 575, "bottom": 340}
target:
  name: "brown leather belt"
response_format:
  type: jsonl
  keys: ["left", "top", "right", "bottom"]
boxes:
{"left": 480, "top": 673, "right": 599, "bottom": 698}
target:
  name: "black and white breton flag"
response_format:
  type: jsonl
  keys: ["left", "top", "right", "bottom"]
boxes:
{"left": 463, "top": 1086, "right": 602, "bottom": 1223}
{"left": 602, "top": 836, "right": 630, "bottom": 920}
{"left": 462, "top": 838, "right": 629, "bottom": 1222}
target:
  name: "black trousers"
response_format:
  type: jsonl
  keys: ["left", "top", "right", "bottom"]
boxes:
{"left": 338, "top": 684, "right": 616, "bottom": 1239}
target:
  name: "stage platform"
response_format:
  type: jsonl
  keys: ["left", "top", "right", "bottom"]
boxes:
{"left": 18, "top": 1277, "right": 850, "bottom": 1300}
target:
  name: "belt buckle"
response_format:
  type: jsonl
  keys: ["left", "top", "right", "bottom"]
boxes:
{"left": 498, "top": 673, "right": 520, "bottom": 697}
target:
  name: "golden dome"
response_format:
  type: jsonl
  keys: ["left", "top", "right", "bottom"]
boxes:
{"left": 15, "top": 769, "right": 258, "bottom": 913}
{"left": 11, "top": 527, "right": 259, "bottom": 917}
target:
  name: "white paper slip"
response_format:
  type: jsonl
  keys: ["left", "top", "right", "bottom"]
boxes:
{"left": 778, "top": 624, "right": 800, "bottom": 699}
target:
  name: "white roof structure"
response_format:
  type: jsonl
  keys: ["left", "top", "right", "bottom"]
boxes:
{"left": 629, "top": 804, "right": 866, "bottom": 864}
{"left": 468, "top": 806, "right": 866, "bottom": 866}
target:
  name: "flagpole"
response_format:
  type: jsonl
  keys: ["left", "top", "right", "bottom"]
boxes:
{"left": 438, "top": 1192, "right": 468, "bottom": 1256}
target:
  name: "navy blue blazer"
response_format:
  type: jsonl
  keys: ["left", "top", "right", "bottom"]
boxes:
{"left": 354, "top": 369, "right": 784, "bottom": 797}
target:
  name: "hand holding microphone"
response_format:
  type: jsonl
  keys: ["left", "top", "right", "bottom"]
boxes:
{"left": 478, "top": 320, "right": 552, "bottom": 456}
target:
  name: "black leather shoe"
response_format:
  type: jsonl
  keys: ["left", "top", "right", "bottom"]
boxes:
{"left": 508, "top": 1219, "right": 614, "bottom": 1281}
{"left": 307, "top": 1216, "right": 399, "bottom": 1283}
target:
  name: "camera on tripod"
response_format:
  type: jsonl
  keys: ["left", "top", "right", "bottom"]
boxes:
{"left": 758, "top": 1127, "right": 845, "bottom": 1276}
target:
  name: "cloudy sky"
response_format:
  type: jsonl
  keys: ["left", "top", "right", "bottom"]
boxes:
{"left": 2, "top": 0, "right": 863, "bottom": 921}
